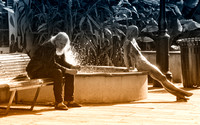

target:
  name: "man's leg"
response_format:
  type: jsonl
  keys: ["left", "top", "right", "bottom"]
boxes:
{"left": 49, "top": 69, "right": 69, "bottom": 110}
{"left": 36, "top": 68, "right": 64, "bottom": 103}
{"left": 49, "top": 69, "right": 64, "bottom": 104}
{"left": 32, "top": 68, "right": 68, "bottom": 110}
{"left": 64, "top": 74, "right": 74, "bottom": 102}
{"left": 63, "top": 73, "right": 81, "bottom": 107}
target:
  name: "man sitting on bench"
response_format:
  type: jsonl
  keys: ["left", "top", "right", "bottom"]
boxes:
{"left": 26, "top": 32, "right": 81, "bottom": 110}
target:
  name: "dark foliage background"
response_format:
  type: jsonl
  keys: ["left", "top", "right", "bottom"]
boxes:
{"left": 10, "top": 0, "right": 200, "bottom": 66}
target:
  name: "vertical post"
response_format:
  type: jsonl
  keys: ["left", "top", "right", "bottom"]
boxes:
{"left": 154, "top": 0, "right": 172, "bottom": 87}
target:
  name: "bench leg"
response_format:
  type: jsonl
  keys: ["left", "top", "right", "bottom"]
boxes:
{"left": 5, "top": 90, "right": 16, "bottom": 114}
{"left": 30, "top": 87, "right": 41, "bottom": 111}
{"left": 15, "top": 91, "right": 18, "bottom": 104}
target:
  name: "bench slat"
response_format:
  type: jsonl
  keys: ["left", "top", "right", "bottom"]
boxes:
{"left": 1, "top": 66, "right": 25, "bottom": 69}
{"left": 0, "top": 72, "right": 26, "bottom": 75}
{"left": 0, "top": 57, "right": 29, "bottom": 60}
{"left": 0, "top": 59, "right": 30, "bottom": 62}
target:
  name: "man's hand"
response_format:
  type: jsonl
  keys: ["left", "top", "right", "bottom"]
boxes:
{"left": 65, "top": 68, "right": 77, "bottom": 75}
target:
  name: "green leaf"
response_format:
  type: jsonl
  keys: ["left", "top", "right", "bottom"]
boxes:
{"left": 87, "top": 14, "right": 100, "bottom": 29}
{"left": 37, "top": 23, "right": 47, "bottom": 32}
{"left": 87, "top": 18, "right": 94, "bottom": 34}
{"left": 79, "top": 16, "right": 86, "bottom": 30}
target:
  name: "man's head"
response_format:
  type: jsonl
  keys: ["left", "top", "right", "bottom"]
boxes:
{"left": 51, "top": 32, "right": 70, "bottom": 55}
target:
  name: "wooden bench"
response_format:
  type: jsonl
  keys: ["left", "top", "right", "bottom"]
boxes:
{"left": 0, "top": 53, "right": 54, "bottom": 114}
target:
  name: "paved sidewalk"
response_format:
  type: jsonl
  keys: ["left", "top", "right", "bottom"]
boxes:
{"left": 0, "top": 83, "right": 199, "bottom": 125}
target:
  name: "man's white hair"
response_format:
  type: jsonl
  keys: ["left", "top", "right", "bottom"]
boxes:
{"left": 51, "top": 32, "right": 70, "bottom": 48}
{"left": 51, "top": 32, "right": 71, "bottom": 55}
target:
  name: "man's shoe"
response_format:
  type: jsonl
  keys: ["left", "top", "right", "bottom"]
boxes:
{"left": 64, "top": 101, "right": 82, "bottom": 107}
{"left": 55, "top": 102, "right": 68, "bottom": 110}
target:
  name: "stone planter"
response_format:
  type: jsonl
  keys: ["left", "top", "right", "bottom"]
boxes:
{"left": 17, "top": 66, "right": 148, "bottom": 104}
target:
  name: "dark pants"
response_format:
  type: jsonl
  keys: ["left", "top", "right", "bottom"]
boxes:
{"left": 31, "top": 68, "right": 74, "bottom": 104}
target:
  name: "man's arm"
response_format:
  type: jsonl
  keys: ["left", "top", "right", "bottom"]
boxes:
{"left": 56, "top": 54, "right": 73, "bottom": 68}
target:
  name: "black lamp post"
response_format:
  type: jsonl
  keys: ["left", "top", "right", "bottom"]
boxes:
{"left": 154, "top": 0, "right": 172, "bottom": 87}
